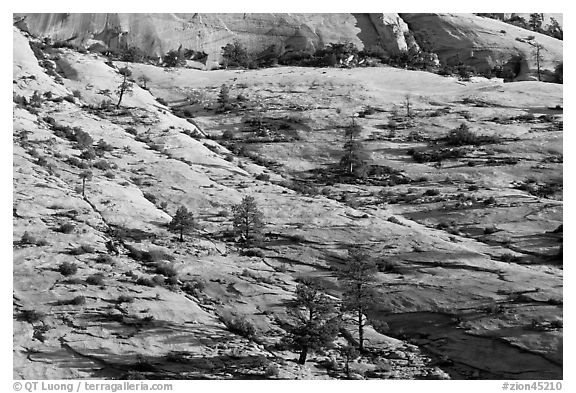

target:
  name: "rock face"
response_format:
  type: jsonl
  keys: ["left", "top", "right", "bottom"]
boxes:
{"left": 400, "top": 13, "right": 562, "bottom": 80}
{"left": 14, "top": 13, "right": 562, "bottom": 78}
{"left": 14, "top": 13, "right": 416, "bottom": 64}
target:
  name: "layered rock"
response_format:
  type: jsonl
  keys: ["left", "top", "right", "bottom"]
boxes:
{"left": 401, "top": 13, "right": 562, "bottom": 80}
{"left": 14, "top": 13, "right": 417, "bottom": 64}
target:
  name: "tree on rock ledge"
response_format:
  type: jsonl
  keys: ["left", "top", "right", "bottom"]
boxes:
{"left": 115, "top": 67, "right": 134, "bottom": 109}
{"left": 232, "top": 195, "right": 264, "bottom": 241}
{"left": 169, "top": 206, "right": 196, "bottom": 242}
{"left": 283, "top": 280, "right": 340, "bottom": 364}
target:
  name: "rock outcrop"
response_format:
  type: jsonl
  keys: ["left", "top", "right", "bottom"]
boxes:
{"left": 14, "top": 13, "right": 562, "bottom": 78}
{"left": 401, "top": 13, "right": 562, "bottom": 80}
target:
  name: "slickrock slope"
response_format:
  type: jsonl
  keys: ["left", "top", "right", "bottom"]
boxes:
{"left": 13, "top": 25, "right": 562, "bottom": 380}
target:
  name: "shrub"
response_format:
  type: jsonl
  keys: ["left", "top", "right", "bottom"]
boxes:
{"left": 484, "top": 226, "right": 498, "bottom": 235}
{"left": 86, "top": 273, "right": 105, "bottom": 286}
{"left": 241, "top": 248, "right": 265, "bottom": 258}
{"left": 155, "top": 262, "right": 178, "bottom": 278}
{"left": 69, "top": 244, "right": 95, "bottom": 255}
{"left": 255, "top": 173, "right": 270, "bottom": 182}
{"left": 152, "top": 275, "right": 166, "bottom": 286}
{"left": 79, "top": 148, "right": 96, "bottom": 160}
{"left": 69, "top": 295, "right": 86, "bottom": 305}
{"left": 117, "top": 295, "right": 134, "bottom": 304}
{"left": 483, "top": 196, "right": 497, "bottom": 206}
{"left": 423, "top": 189, "right": 440, "bottom": 197}
{"left": 56, "top": 222, "right": 75, "bottom": 234}
{"left": 19, "top": 309, "right": 45, "bottom": 323}
{"left": 500, "top": 253, "right": 521, "bottom": 263}
{"left": 95, "top": 254, "right": 115, "bottom": 264}
{"left": 445, "top": 124, "right": 499, "bottom": 146}
{"left": 136, "top": 277, "right": 156, "bottom": 287}
{"left": 58, "top": 262, "right": 78, "bottom": 276}
{"left": 264, "top": 364, "right": 280, "bottom": 378}
{"left": 182, "top": 278, "right": 206, "bottom": 297}
{"left": 20, "top": 232, "right": 38, "bottom": 245}
{"left": 220, "top": 314, "right": 257, "bottom": 339}
{"left": 221, "top": 40, "right": 251, "bottom": 68}
{"left": 221, "top": 130, "right": 235, "bottom": 140}
{"left": 95, "top": 139, "right": 114, "bottom": 153}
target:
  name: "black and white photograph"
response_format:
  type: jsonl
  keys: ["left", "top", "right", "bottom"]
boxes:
{"left": 11, "top": 6, "right": 564, "bottom": 387}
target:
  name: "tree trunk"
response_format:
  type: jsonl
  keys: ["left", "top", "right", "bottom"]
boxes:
{"left": 116, "top": 88, "right": 124, "bottom": 108}
{"left": 179, "top": 229, "right": 184, "bottom": 242}
{"left": 82, "top": 178, "right": 86, "bottom": 197}
{"left": 298, "top": 347, "right": 308, "bottom": 364}
{"left": 358, "top": 310, "right": 364, "bottom": 351}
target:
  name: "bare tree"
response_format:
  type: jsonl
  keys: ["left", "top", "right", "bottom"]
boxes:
{"left": 532, "top": 42, "right": 544, "bottom": 82}
{"left": 403, "top": 94, "right": 412, "bottom": 118}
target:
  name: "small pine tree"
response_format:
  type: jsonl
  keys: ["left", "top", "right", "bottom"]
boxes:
{"left": 169, "top": 206, "right": 196, "bottom": 242}
{"left": 283, "top": 280, "right": 340, "bottom": 364}
{"left": 232, "top": 195, "right": 264, "bottom": 241}
{"left": 116, "top": 67, "right": 134, "bottom": 108}
{"left": 340, "top": 344, "right": 360, "bottom": 376}
{"left": 79, "top": 170, "right": 93, "bottom": 198}
{"left": 337, "top": 246, "right": 378, "bottom": 351}
{"left": 217, "top": 84, "right": 232, "bottom": 112}
{"left": 340, "top": 119, "right": 369, "bottom": 177}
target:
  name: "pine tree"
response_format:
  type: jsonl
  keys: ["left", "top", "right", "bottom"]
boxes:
{"left": 217, "top": 84, "right": 232, "bottom": 112}
{"left": 284, "top": 280, "right": 340, "bottom": 364}
{"left": 528, "top": 13, "right": 543, "bottom": 32}
{"left": 169, "top": 206, "right": 196, "bottom": 242}
{"left": 337, "top": 246, "right": 378, "bottom": 351}
{"left": 339, "top": 119, "right": 369, "bottom": 177}
{"left": 232, "top": 195, "right": 264, "bottom": 241}
{"left": 115, "top": 67, "right": 134, "bottom": 108}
